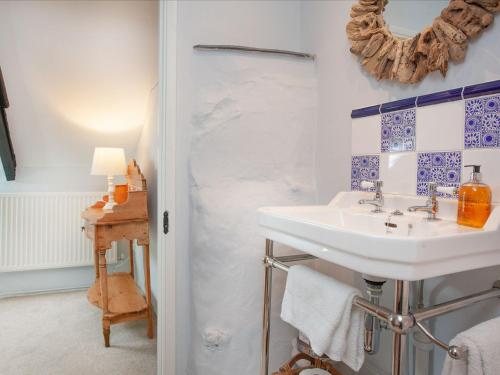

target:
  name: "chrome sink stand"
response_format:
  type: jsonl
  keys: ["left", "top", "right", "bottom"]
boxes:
{"left": 261, "top": 239, "right": 500, "bottom": 375}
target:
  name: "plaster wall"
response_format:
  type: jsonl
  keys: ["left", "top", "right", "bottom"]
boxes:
{"left": 188, "top": 53, "right": 317, "bottom": 375}
{"left": 133, "top": 84, "right": 159, "bottom": 312}
{"left": 175, "top": 1, "right": 305, "bottom": 373}
{"left": 0, "top": 1, "right": 158, "bottom": 298}
{"left": 300, "top": 1, "right": 500, "bottom": 374}
{"left": 0, "top": 0, "right": 158, "bottom": 192}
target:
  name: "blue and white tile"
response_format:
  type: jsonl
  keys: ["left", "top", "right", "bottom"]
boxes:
{"left": 463, "top": 149, "right": 500, "bottom": 203}
{"left": 416, "top": 101, "right": 463, "bottom": 152}
{"left": 417, "top": 151, "right": 461, "bottom": 198}
{"left": 379, "top": 153, "right": 417, "bottom": 195}
{"left": 465, "top": 94, "right": 500, "bottom": 149}
{"left": 381, "top": 109, "right": 416, "bottom": 153}
{"left": 352, "top": 115, "right": 381, "bottom": 155}
{"left": 351, "top": 155, "right": 380, "bottom": 192}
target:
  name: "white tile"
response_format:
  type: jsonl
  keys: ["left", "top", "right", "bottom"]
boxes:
{"left": 462, "top": 149, "right": 500, "bottom": 203}
{"left": 416, "top": 101, "right": 464, "bottom": 152}
{"left": 352, "top": 114, "right": 381, "bottom": 155}
{"left": 380, "top": 152, "right": 417, "bottom": 195}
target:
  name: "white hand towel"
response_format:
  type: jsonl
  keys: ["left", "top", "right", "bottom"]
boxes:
{"left": 442, "top": 316, "right": 500, "bottom": 375}
{"left": 280, "top": 265, "right": 364, "bottom": 371}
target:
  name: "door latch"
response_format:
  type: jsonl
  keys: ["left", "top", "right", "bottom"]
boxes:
{"left": 163, "top": 211, "right": 169, "bottom": 234}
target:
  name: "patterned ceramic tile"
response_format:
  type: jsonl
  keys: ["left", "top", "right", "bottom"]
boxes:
{"left": 465, "top": 95, "right": 500, "bottom": 149}
{"left": 351, "top": 155, "right": 379, "bottom": 192}
{"left": 381, "top": 109, "right": 416, "bottom": 153}
{"left": 417, "top": 151, "right": 461, "bottom": 198}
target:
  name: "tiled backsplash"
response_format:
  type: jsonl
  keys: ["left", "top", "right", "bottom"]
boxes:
{"left": 351, "top": 155, "right": 379, "bottom": 192}
{"left": 351, "top": 80, "right": 500, "bottom": 202}
{"left": 381, "top": 109, "right": 416, "bottom": 153}
{"left": 464, "top": 95, "right": 500, "bottom": 149}
{"left": 417, "top": 152, "right": 461, "bottom": 198}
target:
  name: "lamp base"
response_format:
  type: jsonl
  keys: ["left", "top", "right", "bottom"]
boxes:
{"left": 103, "top": 201, "right": 116, "bottom": 211}
{"left": 103, "top": 175, "right": 117, "bottom": 211}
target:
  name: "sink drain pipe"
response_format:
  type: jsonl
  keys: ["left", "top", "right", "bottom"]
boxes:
{"left": 363, "top": 278, "right": 386, "bottom": 355}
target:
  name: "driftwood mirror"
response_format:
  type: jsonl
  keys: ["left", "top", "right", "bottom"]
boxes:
{"left": 346, "top": 0, "right": 499, "bottom": 84}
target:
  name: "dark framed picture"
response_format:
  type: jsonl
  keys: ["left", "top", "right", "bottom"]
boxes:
{"left": 0, "top": 66, "right": 9, "bottom": 109}
{"left": 0, "top": 66, "right": 15, "bottom": 180}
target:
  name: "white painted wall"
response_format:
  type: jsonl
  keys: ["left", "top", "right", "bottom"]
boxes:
{"left": 0, "top": 0, "right": 158, "bottom": 192}
{"left": 133, "top": 84, "right": 159, "bottom": 312}
{"left": 0, "top": 1, "right": 158, "bottom": 299}
{"left": 189, "top": 53, "right": 317, "bottom": 375}
{"left": 175, "top": 1, "right": 304, "bottom": 374}
{"left": 300, "top": 1, "right": 500, "bottom": 374}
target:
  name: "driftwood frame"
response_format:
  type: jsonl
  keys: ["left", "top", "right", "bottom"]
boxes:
{"left": 346, "top": 0, "right": 499, "bottom": 84}
{"left": 0, "top": 67, "right": 16, "bottom": 181}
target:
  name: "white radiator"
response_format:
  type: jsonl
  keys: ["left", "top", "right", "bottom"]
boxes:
{"left": 0, "top": 192, "right": 117, "bottom": 272}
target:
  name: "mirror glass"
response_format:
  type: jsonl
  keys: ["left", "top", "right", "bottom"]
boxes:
{"left": 384, "top": 0, "right": 449, "bottom": 39}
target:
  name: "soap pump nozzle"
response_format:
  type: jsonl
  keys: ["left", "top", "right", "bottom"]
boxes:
{"left": 465, "top": 164, "right": 482, "bottom": 183}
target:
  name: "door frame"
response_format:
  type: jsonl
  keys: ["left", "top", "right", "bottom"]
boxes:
{"left": 157, "top": 1, "right": 179, "bottom": 374}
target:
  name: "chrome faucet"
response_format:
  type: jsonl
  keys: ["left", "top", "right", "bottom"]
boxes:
{"left": 358, "top": 180, "right": 384, "bottom": 213}
{"left": 408, "top": 182, "right": 439, "bottom": 220}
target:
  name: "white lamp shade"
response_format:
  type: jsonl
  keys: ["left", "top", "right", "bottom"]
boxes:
{"left": 91, "top": 147, "right": 127, "bottom": 176}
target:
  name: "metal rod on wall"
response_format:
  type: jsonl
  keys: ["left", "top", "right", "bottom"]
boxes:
{"left": 193, "top": 44, "right": 315, "bottom": 60}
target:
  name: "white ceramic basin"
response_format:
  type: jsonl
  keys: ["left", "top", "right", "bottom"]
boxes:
{"left": 258, "top": 192, "right": 500, "bottom": 280}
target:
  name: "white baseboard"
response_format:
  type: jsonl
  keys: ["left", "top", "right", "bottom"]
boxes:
{"left": 0, "top": 285, "right": 90, "bottom": 300}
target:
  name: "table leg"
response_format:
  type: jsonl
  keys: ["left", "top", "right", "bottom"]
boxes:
{"left": 99, "top": 249, "right": 111, "bottom": 347}
{"left": 143, "top": 244, "right": 154, "bottom": 338}
{"left": 103, "top": 319, "right": 110, "bottom": 348}
{"left": 261, "top": 239, "right": 273, "bottom": 375}
{"left": 129, "top": 240, "right": 135, "bottom": 279}
{"left": 93, "top": 245, "right": 99, "bottom": 282}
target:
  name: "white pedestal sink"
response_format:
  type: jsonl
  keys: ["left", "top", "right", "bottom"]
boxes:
{"left": 259, "top": 191, "right": 500, "bottom": 281}
{"left": 258, "top": 191, "right": 500, "bottom": 375}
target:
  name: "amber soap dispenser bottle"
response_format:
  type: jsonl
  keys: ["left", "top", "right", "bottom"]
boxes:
{"left": 457, "top": 165, "right": 492, "bottom": 228}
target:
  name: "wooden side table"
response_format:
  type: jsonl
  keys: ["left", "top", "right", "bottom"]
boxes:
{"left": 82, "top": 160, "right": 153, "bottom": 347}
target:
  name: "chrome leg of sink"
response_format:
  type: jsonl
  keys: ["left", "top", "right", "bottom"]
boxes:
{"left": 261, "top": 239, "right": 274, "bottom": 375}
{"left": 392, "top": 280, "right": 410, "bottom": 375}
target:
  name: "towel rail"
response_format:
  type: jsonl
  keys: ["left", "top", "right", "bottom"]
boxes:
{"left": 274, "top": 254, "right": 318, "bottom": 263}
{"left": 264, "top": 256, "right": 398, "bottom": 331}
{"left": 262, "top": 252, "right": 500, "bottom": 366}
{"left": 414, "top": 321, "right": 467, "bottom": 360}
{"left": 413, "top": 281, "right": 500, "bottom": 322}
{"left": 193, "top": 44, "right": 315, "bottom": 60}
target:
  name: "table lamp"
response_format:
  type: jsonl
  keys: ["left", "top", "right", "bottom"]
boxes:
{"left": 91, "top": 147, "right": 127, "bottom": 210}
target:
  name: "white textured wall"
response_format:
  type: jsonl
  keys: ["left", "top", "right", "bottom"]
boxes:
{"left": 189, "top": 54, "right": 317, "bottom": 375}
{"left": 0, "top": 0, "right": 158, "bottom": 192}
{"left": 301, "top": 1, "right": 500, "bottom": 374}
{"left": 175, "top": 2, "right": 303, "bottom": 373}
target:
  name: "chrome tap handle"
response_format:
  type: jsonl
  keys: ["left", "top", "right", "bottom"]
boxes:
{"left": 427, "top": 182, "right": 438, "bottom": 204}
{"left": 428, "top": 182, "right": 437, "bottom": 195}
{"left": 427, "top": 182, "right": 438, "bottom": 220}
{"left": 358, "top": 180, "right": 384, "bottom": 213}
{"left": 361, "top": 180, "right": 383, "bottom": 192}
{"left": 407, "top": 182, "right": 439, "bottom": 220}
{"left": 373, "top": 180, "right": 383, "bottom": 192}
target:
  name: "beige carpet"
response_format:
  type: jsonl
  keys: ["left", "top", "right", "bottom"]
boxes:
{"left": 0, "top": 290, "right": 156, "bottom": 375}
